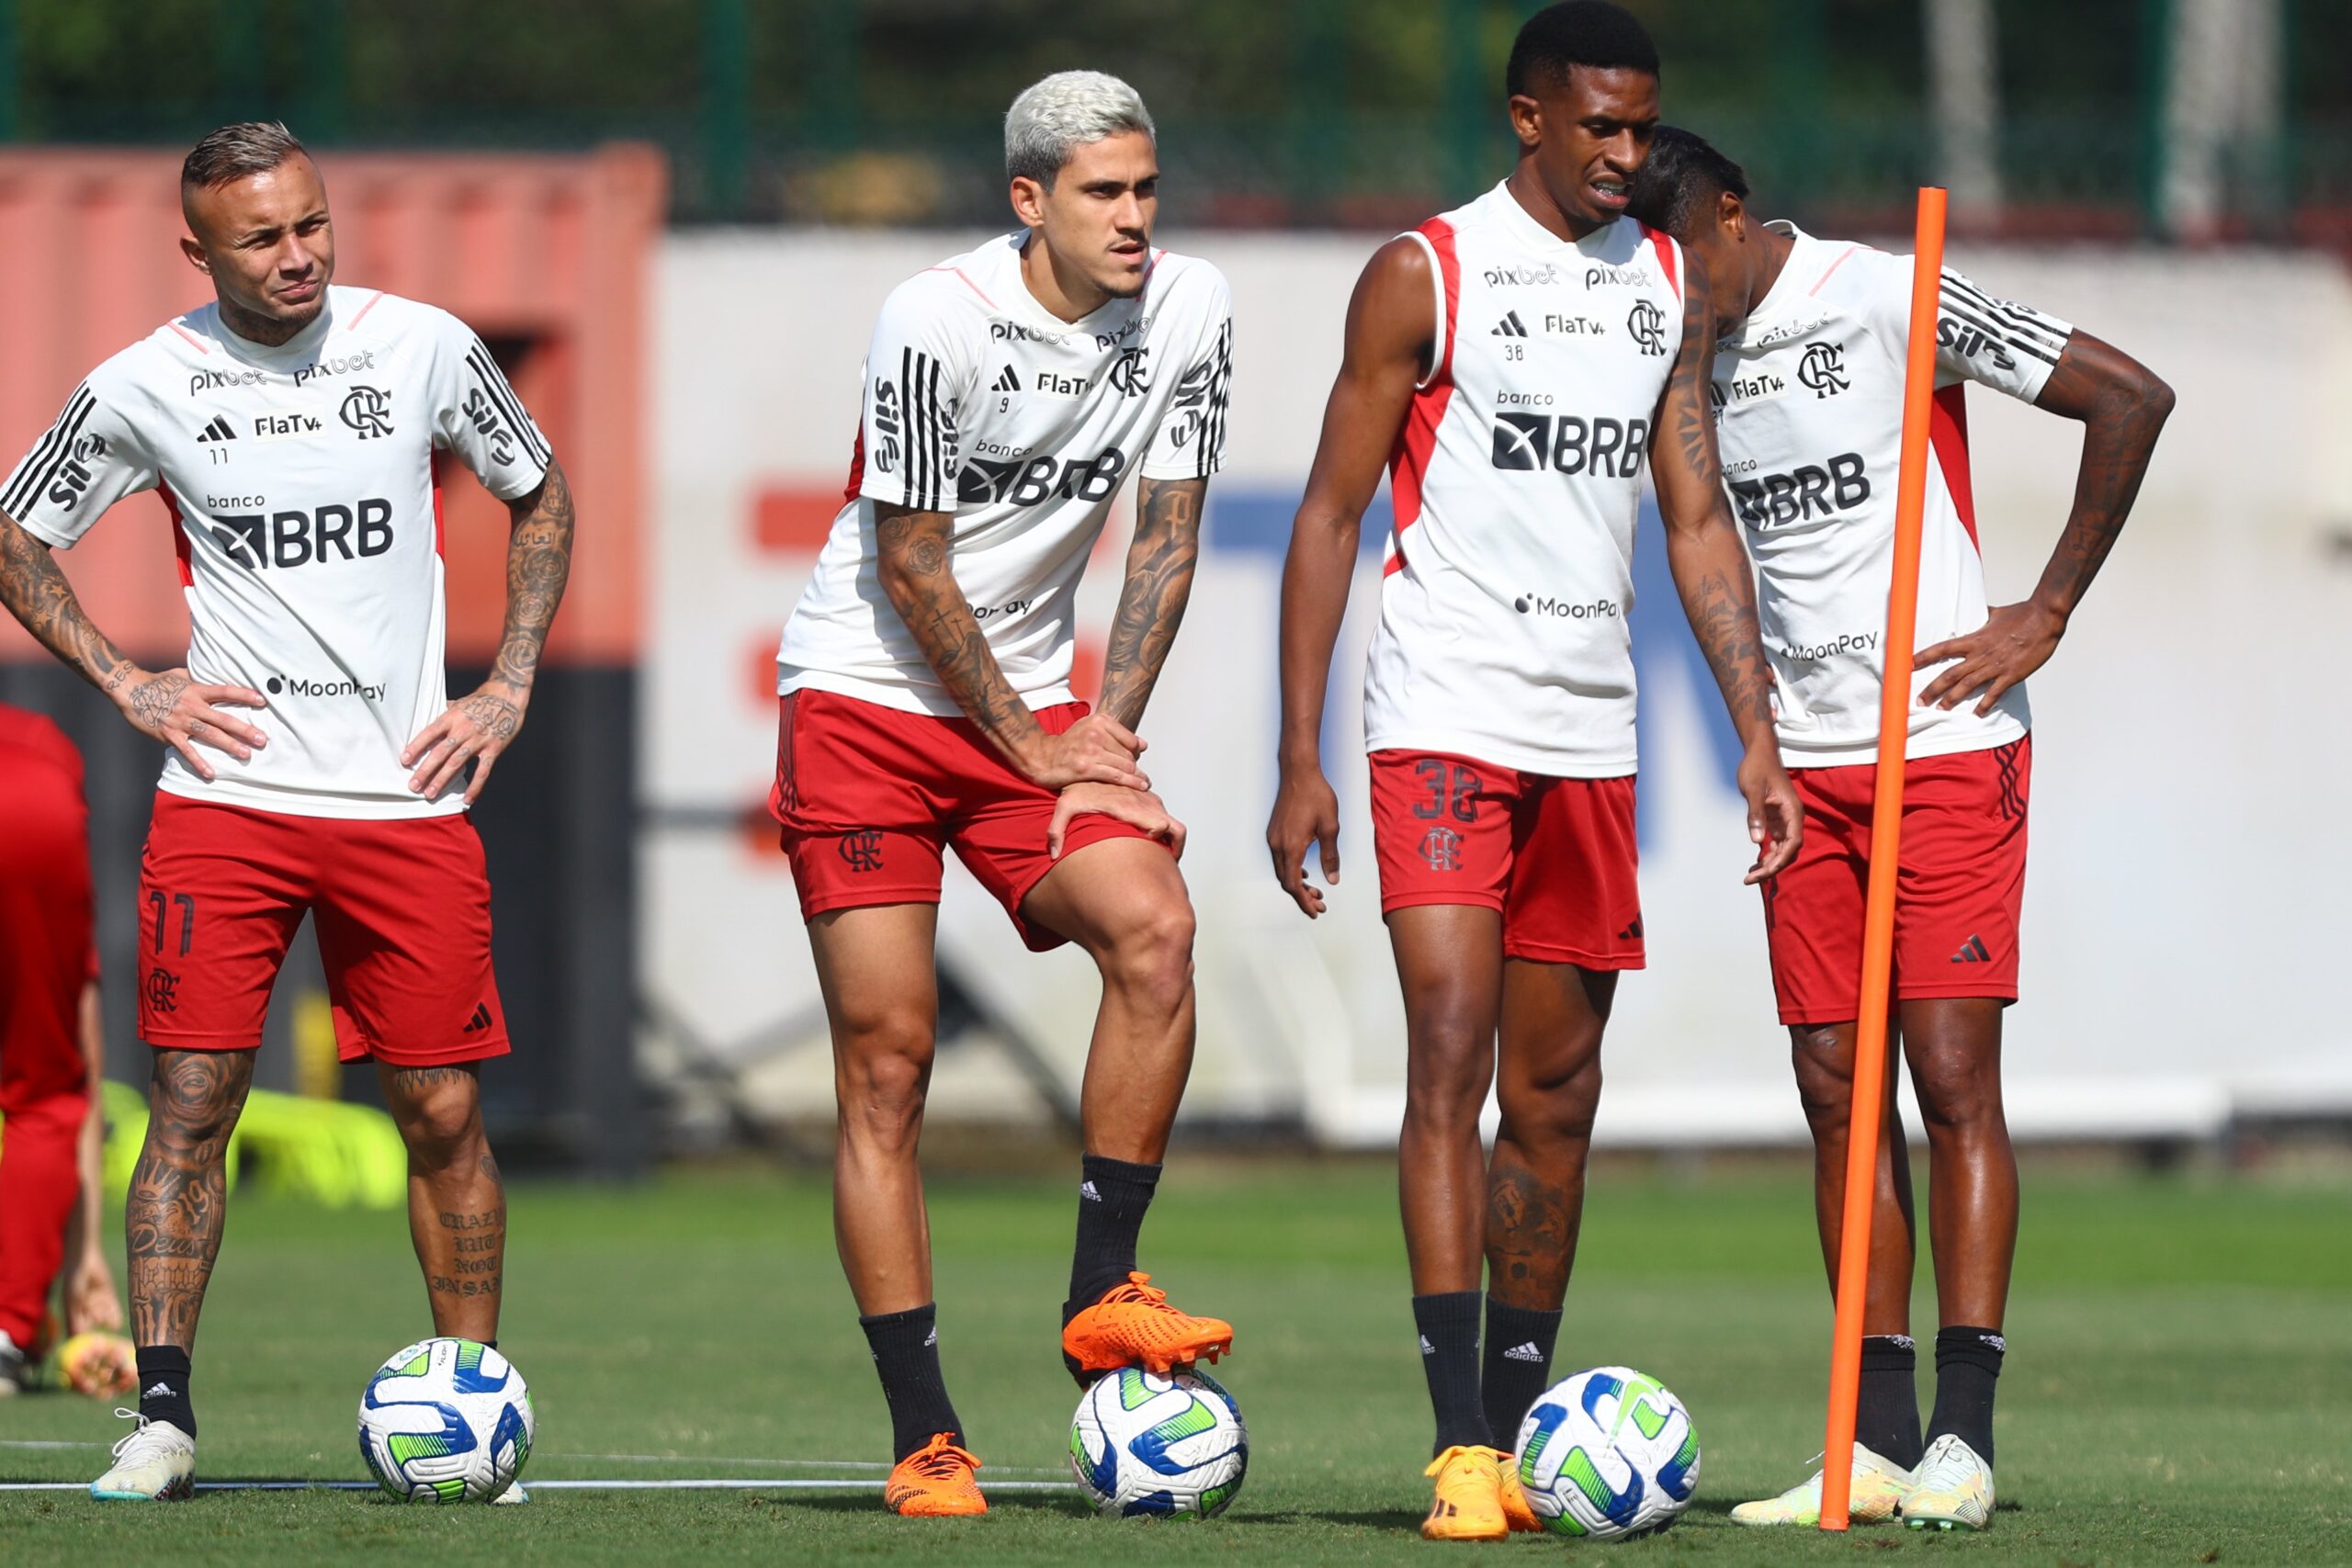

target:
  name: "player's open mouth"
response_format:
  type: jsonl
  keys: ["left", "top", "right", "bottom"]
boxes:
{"left": 1589, "top": 178, "right": 1631, "bottom": 210}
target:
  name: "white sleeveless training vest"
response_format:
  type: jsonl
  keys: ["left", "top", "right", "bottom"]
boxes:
{"left": 1362, "top": 182, "right": 1685, "bottom": 777}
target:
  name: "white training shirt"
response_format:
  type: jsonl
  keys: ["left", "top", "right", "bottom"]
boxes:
{"left": 1711, "top": 222, "right": 2071, "bottom": 767}
{"left": 3, "top": 286, "right": 551, "bottom": 818}
{"left": 777, "top": 232, "right": 1233, "bottom": 715}
{"left": 1362, "top": 183, "right": 1686, "bottom": 777}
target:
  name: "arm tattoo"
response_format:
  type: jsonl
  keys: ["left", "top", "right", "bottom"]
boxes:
{"left": 125, "top": 1050, "right": 255, "bottom": 1348}
{"left": 488, "top": 460, "right": 574, "bottom": 694}
{"left": 872, "top": 501, "right": 1042, "bottom": 759}
{"left": 1095, "top": 477, "right": 1204, "bottom": 729}
{"left": 1656, "top": 268, "right": 1776, "bottom": 737}
{"left": 0, "top": 513, "right": 137, "bottom": 695}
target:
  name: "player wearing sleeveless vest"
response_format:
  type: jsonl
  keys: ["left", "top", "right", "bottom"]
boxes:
{"left": 1630, "top": 128, "right": 2173, "bottom": 1530}
{"left": 0, "top": 124, "right": 572, "bottom": 1501}
{"left": 770, "top": 73, "right": 1235, "bottom": 1517}
{"left": 1266, "top": 6, "right": 1802, "bottom": 1541}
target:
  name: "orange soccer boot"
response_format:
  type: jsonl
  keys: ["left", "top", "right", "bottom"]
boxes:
{"left": 1422, "top": 1444, "right": 1512, "bottom": 1542}
{"left": 1060, "top": 1271, "right": 1235, "bottom": 1378}
{"left": 883, "top": 1432, "right": 987, "bottom": 1517}
{"left": 1498, "top": 1454, "right": 1545, "bottom": 1533}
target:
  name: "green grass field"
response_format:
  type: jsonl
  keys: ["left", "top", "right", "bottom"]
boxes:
{"left": 1, "top": 1156, "right": 2346, "bottom": 1566}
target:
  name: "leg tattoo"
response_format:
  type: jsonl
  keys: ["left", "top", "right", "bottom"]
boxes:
{"left": 126, "top": 1051, "right": 255, "bottom": 1350}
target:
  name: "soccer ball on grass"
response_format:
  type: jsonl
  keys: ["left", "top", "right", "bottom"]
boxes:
{"left": 1069, "top": 1366, "right": 1248, "bottom": 1517}
{"left": 1512, "top": 1365, "right": 1699, "bottom": 1539}
{"left": 357, "top": 1337, "right": 534, "bottom": 1503}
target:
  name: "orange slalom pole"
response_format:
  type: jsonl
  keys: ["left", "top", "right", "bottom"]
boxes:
{"left": 1818, "top": 185, "right": 1948, "bottom": 1532}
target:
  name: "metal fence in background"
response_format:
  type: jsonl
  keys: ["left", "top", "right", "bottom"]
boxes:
{"left": 0, "top": 0, "right": 2340, "bottom": 238}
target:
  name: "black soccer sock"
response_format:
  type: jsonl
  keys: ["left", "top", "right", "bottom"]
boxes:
{"left": 1067, "top": 1154, "right": 1161, "bottom": 1308}
{"left": 1412, "top": 1291, "right": 1488, "bottom": 1455}
{"left": 1480, "top": 1298, "right": 1564, "bottom": 1450}
{"left": 860, "top": 1303, "right": 964, "bottom": 1462}
{"left": 1926, "top": 1325, "right": 2005, "bottom": 1467}
{"left": 1857, "top": 1334, "right": 1924, "bottom": 1469}
{"left": 134, "top": 1346, "right": 196, "bottom": 1438}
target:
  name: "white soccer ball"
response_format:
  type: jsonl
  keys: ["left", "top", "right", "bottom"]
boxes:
{"left": 1069, "top": 1366, "right": 1248, "bottom": 1517}
{"left": 1512, "top": 1366, "right": 1699, "bottom": 1540}
{"left": 357, "top": 1337, "right": 535, "bottom": 1503}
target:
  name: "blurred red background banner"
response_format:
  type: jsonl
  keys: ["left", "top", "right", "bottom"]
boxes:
{"left": 0, "top": 143, "right": 665, "bottom": 666}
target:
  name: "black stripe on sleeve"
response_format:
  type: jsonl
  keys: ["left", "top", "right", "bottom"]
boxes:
{"left": 1938, "top": 295, "right": 2061, "bottom": 369}
{"left": 4, "top": 386, "right": 96, "bottom": 516}
{"left": 1939, "top": 272, "right": 2069, "bottom": 355}
{"left": 922, "top": 353, "right": 945, "bottom": 511}
{"left": 897, "top": 345, "right": 921, "bottom": 508}
{"left": 1198, "top": 318, "right": 1233, "bottom": 480}
{"left": 466, "top": 343, "right": 553, "bottom": 467}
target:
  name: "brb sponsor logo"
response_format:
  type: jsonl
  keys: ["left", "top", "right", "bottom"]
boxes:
{"left": 265, "top": 671, "right": 387, "bottom": 701}
{"left": 1730, "top": 453, "right": 1871, "bottom": 529}
{"left": 1514, "top": 592, "right": 1621, "bottom": 620}
{"left": 1626, "top": 299, "right": 1668, "bottom": 356}
{"left": 958, "top": 446, "right": 1126, "bottom": 507}
{"left": 1489, "top": 412, "right": 1649, "bottom": 478}
{"left": 339, "top": 386, "right": 394, "bottom": 439}
{"left": 292, "top": 349, "right": 376, "bottom": 389}
{"left": 1484, "top": 263, "right": 1562, "bottom": 288}
{"left": 209, "top": 498, "right": 394, "bottom": 569}
{"left": 45, "top": 434, "right": 108, "bottom": 510}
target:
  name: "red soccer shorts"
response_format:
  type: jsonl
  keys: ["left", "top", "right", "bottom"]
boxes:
{"left": 1369, "top": 750, "right": 1644, "bottom": 969}
{"left": 134, "top": 796, "right": 509, "bottom": 1066}
{"left": 1762, "top": 736, "right": 2030, "bottom": 1026}
{"left": 770, "top": 689, "right": 1156, "bottom": 952}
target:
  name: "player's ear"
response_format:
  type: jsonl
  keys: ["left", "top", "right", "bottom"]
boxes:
{"left": 1008, "top": 175, "right": 1049, "bottom": 230}
{"left": 178, "top": 233, "right": 213, "bottom": 276}
{"left": 1720, "top": 190, "right": 1746, "bottom": 243}
{"left": 1507, "top": 94, "right": 1542, "bottom": 152}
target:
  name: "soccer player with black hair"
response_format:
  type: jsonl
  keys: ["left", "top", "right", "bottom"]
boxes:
{"left": 1628, "top": 126, "right": 2173, "bottom": 1530}
{"left": 1268, "top": 3, "right": 1801, "bottom": 1540}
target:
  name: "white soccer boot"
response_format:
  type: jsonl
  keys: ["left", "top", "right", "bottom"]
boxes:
{"left": 91, "top": 1409, "right": 196, "bottom": 1501}
{"left": 1900, "top": 1433, "right": 1995, "bottom": 1529}
{"left": 1729, "top": 1443, "right": 1912, "bottom": 1526}
{"left": 0, "top": 1330, "right": 25, "bottom": 1397}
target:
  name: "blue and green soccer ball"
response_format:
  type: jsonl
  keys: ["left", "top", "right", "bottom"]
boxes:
{"left": 357, "top": 1338, "right": 535, "bottom": 1503}
{"left": 1512, "top": 1366, "right": 1699, "bottom": 1540}
{"left": 1069, "top": 1366, "right": 1248, "bottom": 1518}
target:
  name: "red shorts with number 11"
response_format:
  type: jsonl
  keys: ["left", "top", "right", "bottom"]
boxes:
{"left": 1369, "top": 750, "right": 1644, "bottom": 969}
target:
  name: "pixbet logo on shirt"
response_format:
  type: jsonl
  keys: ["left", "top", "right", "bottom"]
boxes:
{"left": 1488, "top": 412, "right": 1649, "bottom": 478}
{"left": 1729, "top": 454, "right": 1871, "bottom": 530}
{"left": 1483, "top": 264, "right": 1563, "bottom": 288}
{"left": 291, "top": 349, "right": 377, "bottom": 389}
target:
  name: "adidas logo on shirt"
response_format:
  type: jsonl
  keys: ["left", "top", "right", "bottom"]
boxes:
{"left": 1501, "top": 1341, "right": 1544, "bottom": 1363}
{"left": 1491, "top": 311, "right": 1529, "bottom": 338}
{"left": 1950, "top": 934, "right": 1992, "bottom": 964}
{"left": 991, "top": 366, "right": 1021, "bottom": 394}
{"left": 195, "top": 415, "right": 237, "bottom": 444}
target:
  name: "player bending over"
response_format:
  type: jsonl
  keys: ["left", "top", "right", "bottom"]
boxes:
{"left": 0, "top": 122, "right": 574, "bottom": 1501}
{"left": 770, "top": 72, "right": 1235, "bottom": 1517}
{"left": 1629, "top": 127, "right": 2172, "bottom": 1531}
{"left": 0, "top": 705, "right": 129, "bottom": 1400}
{"left": 1265, "top": 5, "right": 1799, "bottom": 1541}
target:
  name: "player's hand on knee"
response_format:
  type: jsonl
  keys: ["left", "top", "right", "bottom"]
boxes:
{"left": 1049, "top": 781, "right": 1184, "bottom": 861}
{"left": 1737, "top": 747, "right": 1804, "bottom": 885}
{"left": 1265, "top": 767, "right": 1342, "bottom": 918}
{"left": 403, "top": 683, "right": 526, "bottom": 803}
{"left": 1028, "top": 713, "right": 1148, "bottom": 792}
{"left": 1917, "top": 598, "right": 2065, "bottom": 716}
{"left": 117, "top": 667, "right": 269, "bottom": 781}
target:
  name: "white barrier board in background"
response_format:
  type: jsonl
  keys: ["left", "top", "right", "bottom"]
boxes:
{"left": 645, "top": 229, "right": 2352, "bottom": 1147}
